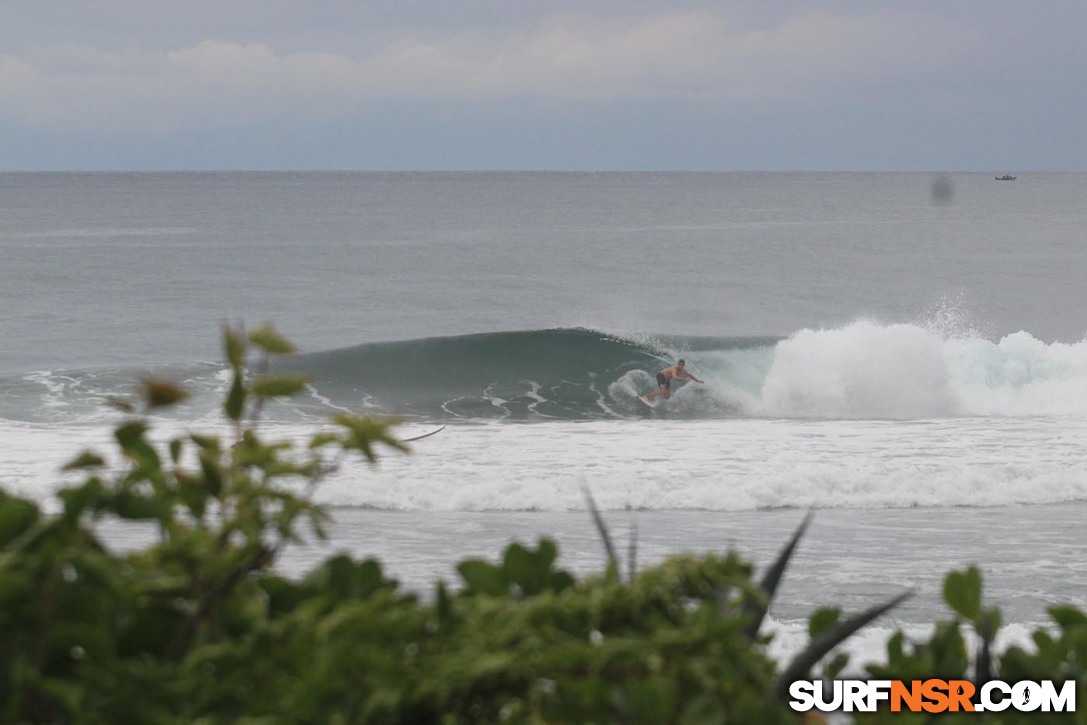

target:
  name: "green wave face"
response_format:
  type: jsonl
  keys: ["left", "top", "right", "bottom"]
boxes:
{"left": 287, "top": 328, "right": 779, "bottom": 421}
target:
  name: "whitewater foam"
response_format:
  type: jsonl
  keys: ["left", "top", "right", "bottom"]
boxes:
{"left": 7, "top": 415, "right": 1087, "bottom": 513}
{"left": 319, "top": 416, "right": 1087, "bottom": 511}
{"left": 757, "top": 322, "right": 956, "bottom": 419}
{"left": 747, "top": 322, "right": 1087, "bottom": 419}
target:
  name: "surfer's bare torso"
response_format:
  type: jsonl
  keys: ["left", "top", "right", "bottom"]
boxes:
{"left": 643, "top": 360, "right": 703, "bottom": 403}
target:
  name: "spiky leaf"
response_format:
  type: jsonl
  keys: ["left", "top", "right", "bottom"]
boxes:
{"left": 583, "top": 485, "right": 620, "bottom": 579}
{"left": 775, "top": 590, "right": 912, "bottom": 702}
{"left": 223, "top": 325, "right": 246, "bottom": 368}
{"left": 225, "top": 371, "right": 246, "bottom": 421}
{"left": 744, "top": 512, "right": 812, "bottom": 639}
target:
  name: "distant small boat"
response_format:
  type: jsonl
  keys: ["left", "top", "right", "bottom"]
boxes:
{"left": 995, "top": 175, "right": 1017, "bottom": 181}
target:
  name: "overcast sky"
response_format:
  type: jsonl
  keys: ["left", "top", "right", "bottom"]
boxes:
{"left": 1, "top": 1, "right": 1084, "bottom": 171}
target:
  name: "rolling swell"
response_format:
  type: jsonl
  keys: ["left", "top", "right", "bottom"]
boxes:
{"left": 287, "top": 328, "right": 776, "bottom": 421}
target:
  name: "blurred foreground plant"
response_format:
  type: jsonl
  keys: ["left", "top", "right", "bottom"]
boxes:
{"left": 0, "top": 323, "right": 407, "bottom": 721}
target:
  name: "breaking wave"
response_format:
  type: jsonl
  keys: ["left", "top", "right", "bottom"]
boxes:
{"left": 6, "top": 322, "right": 1087, "bottom": 423}
{"left": 284, "top": 322, "right": 1087, "bottom": 420}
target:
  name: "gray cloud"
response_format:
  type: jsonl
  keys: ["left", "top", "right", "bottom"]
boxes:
{"left": 1, "top": 8, "right": 985, "bottom": 132}
{"left": 0, "top": 1, "right": 1084, "bottom": 169}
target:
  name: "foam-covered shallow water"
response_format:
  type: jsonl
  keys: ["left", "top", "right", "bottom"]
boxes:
{"left": 5, "top": 414, "right": 1087, "bottom": 512}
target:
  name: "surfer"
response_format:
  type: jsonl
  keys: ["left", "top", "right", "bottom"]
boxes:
{"left": 642, "top": 359, "right": 703, "bottom": 403}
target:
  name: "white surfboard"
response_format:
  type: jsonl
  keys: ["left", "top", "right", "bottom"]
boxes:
{"left": 399, "top": 425, "right": 447, "bottom": 443}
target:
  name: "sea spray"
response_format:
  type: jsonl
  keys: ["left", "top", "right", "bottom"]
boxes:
{"left": 757, "top": 321, "right": 956, "bottom": 419}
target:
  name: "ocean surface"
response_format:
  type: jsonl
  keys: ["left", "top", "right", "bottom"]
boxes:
{"left": 3, "top": 171, "right": 1087, "bottom": 666}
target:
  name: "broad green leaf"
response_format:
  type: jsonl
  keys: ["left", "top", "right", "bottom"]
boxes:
{"left": 114, "top": 421, "right": 161, "bottom": 471}
{"left": 62, "top": 451, "right": 106, "bottom": 471}
{"left": 502, "top": 540, "right": 564, "bottom": 596}
{"left": 114, "top": 420, "right": 149, "bottom": 448}
{"left": 978, "top": 606, "right": 1002, "bottom": 638}
{"left": 1049, "top": 605, "right": 1087, "bottom": 630}
{"left": 190, "top": 433, "right": 221, "bottom": 452}
{"left": 250, "top": 373, "right": 311, "bottom": 398}
{"left": 58, "top": 479, "right": 105, "bottom": 521}
{"left": 110, "top": 491, "right": 170, "bottom": 522}
{"left": 436, "top": 580, "right": 453, "bottom": 624}
{"left": 178, "top": 479, "right": 208, "bottom": 518}
{"left": 125, "top": 441, "right": 161, "bottom": 473}
{"left": 169, "top": 438, "right": 183, "bottom": 464}
{"left": 943, "top": 566, "right": 982, "bottom": 622}
{"left": 0, "top": 493, "right": 39, "bottom": 544}
{"left": 808, "top": 606, "right": 841, "bottom": 639}
{"left": 353, "top": 559, "right": 388, "bottom": 598}
{"left": 457, "top": 559, "right": 508, "bottom": 596}
{"left": 824, "top": 651, "right": 850, "bottom": 679}
{"left": 141, "top": 378, "right": 189, "bottom": 408}
{"left": 332, "top": 414, "right": 406, "bottom": 462}
{"left": 225, "top": 371, "right": 246, "bottom": 421}
{"left": 199, "top": 453, "right": 222, "bottom": 497}
{"left": 248, "top": 322, "right": 296, "bottom": 355}
{"left": 308, "top": 432, "right": 341, "bottom": 449}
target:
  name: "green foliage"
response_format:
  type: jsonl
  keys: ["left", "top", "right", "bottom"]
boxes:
{"left": 857, "top": 567, "right": 1087, "bottom": 724}
{"left": 456, "top": 539, "right": 576, "bottom": 598}
{"left": 0, "top": 323, "right": 406, "bottom": 722}
{"left": 3, "top": 322, "right": 1087, "bottom": 722}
